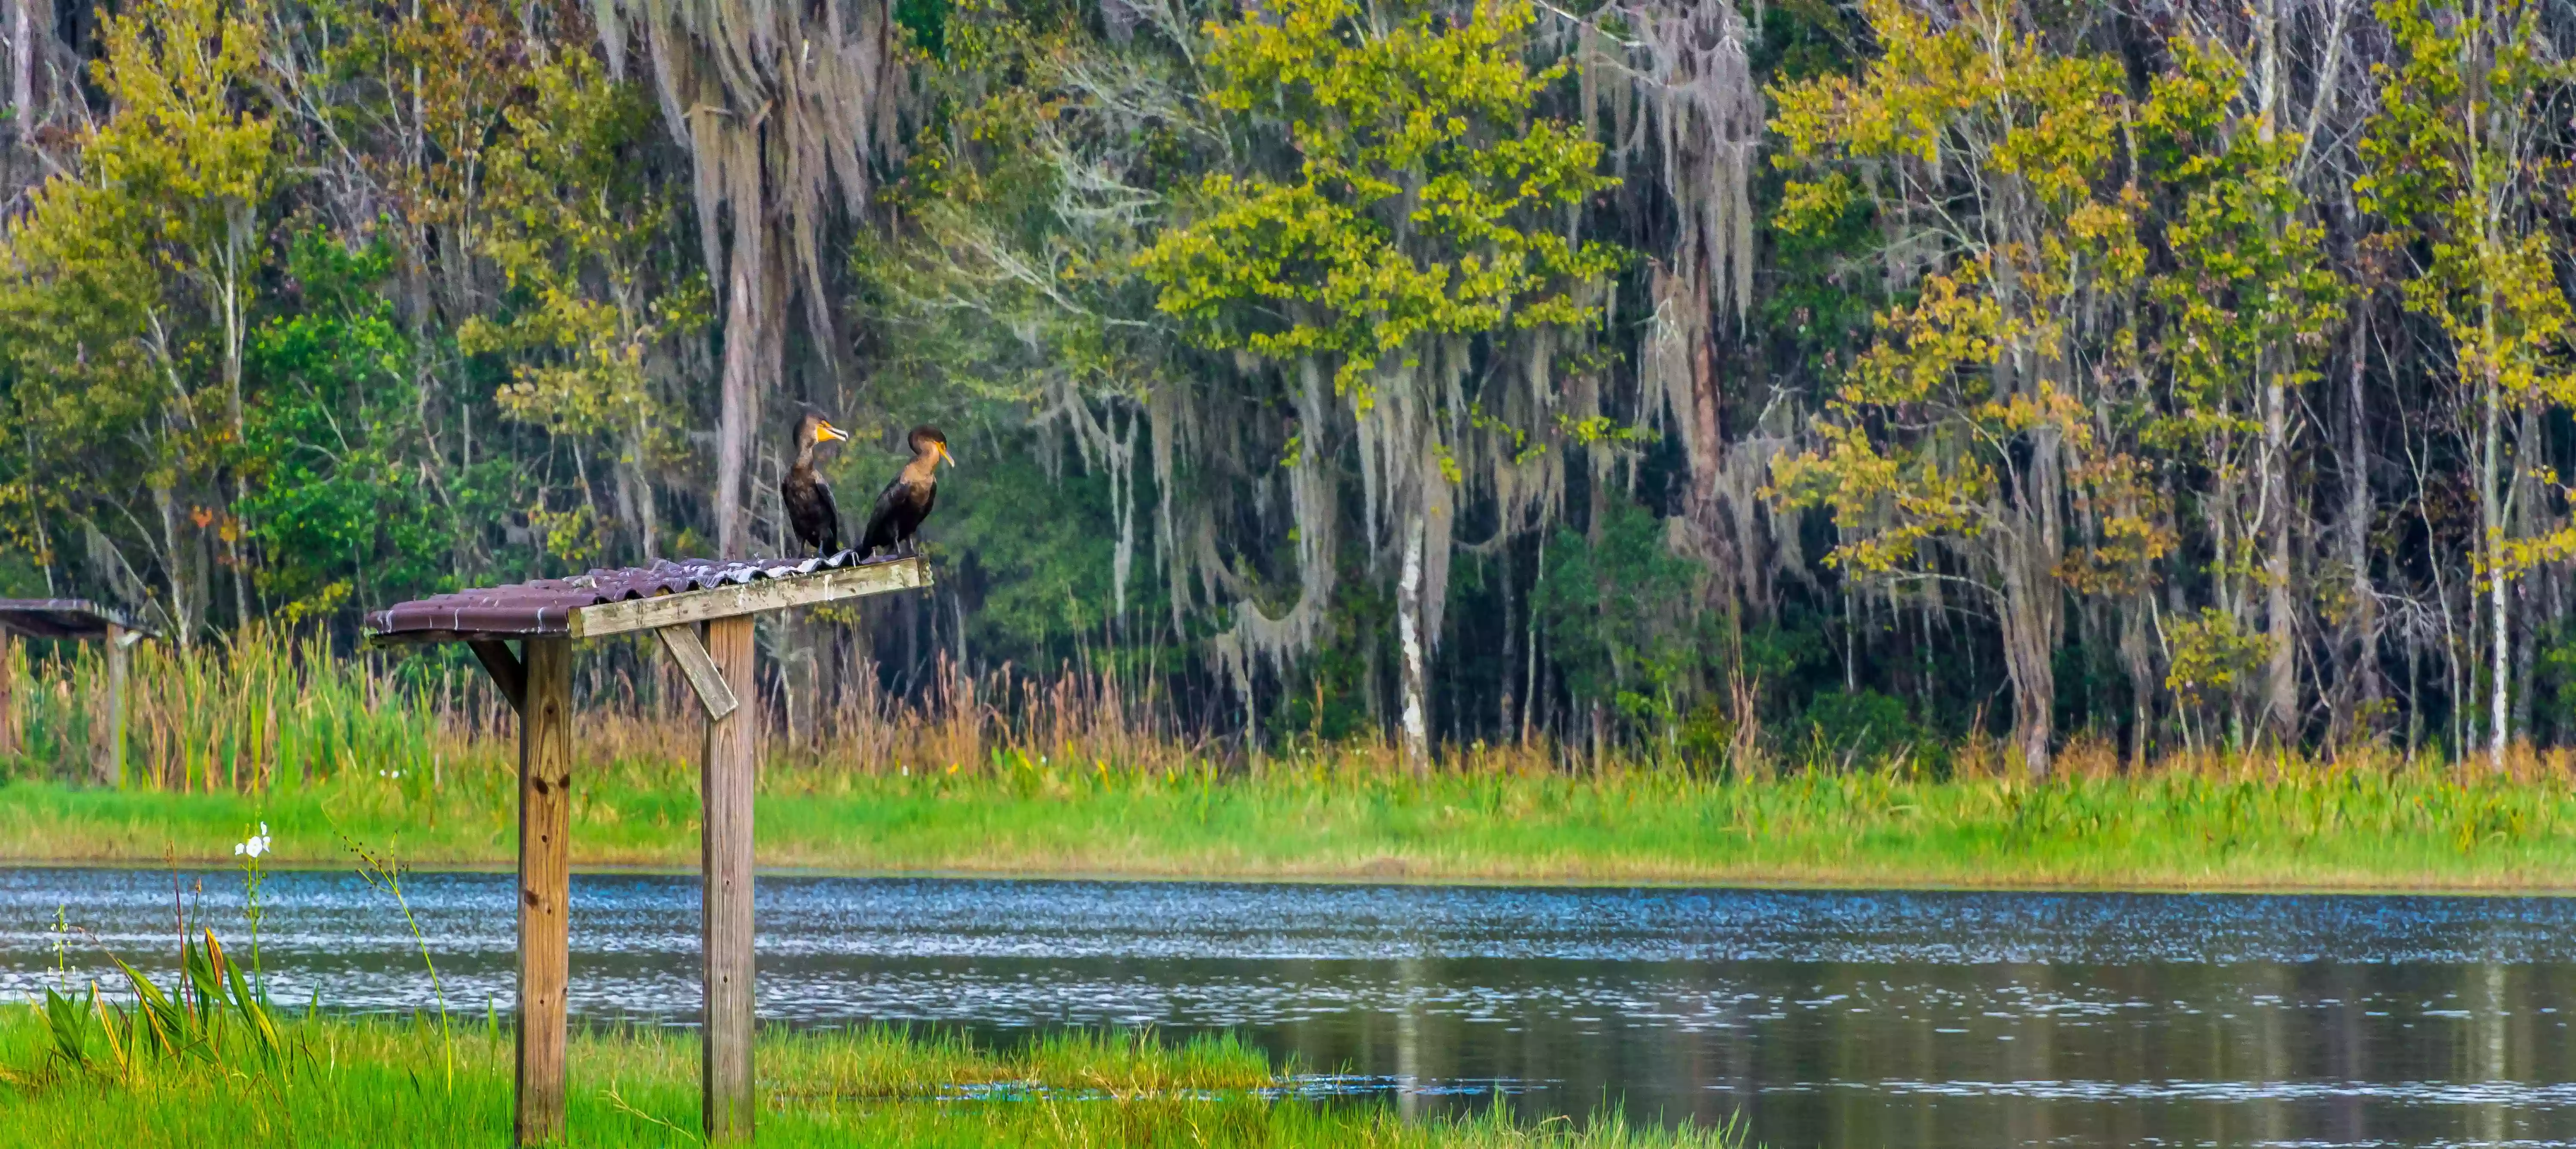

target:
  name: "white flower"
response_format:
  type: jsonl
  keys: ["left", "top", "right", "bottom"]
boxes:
{"left": 235, "top": 823, "right": 271, "bottom": 859}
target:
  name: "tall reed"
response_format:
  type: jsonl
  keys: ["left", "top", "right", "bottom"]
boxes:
{"left": 4, "top": 626, "right": 2570, "bottom": 793}
{"left": 0, "top": 631, "right": 440, "bottom": 793}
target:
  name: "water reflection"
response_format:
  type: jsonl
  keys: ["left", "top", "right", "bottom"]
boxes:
{"left": 5, "top": 867, "right": 2574, "bottom": 1147}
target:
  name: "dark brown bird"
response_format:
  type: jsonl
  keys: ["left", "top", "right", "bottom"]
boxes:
{"left": 860, "top": 426, "right": 954, "bottom": 558}
{"left": 781, "top": 412, "right": 852, "bottom": 555}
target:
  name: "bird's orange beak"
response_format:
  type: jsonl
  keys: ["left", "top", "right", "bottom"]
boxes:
{"left": 817, "top": 421, "right": 850, "bottom": 443}
{"left": 937, "top": 442, "right": 956, "bottom": 469}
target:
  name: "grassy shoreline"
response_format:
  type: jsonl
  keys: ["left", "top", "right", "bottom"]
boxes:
{"left": 7, "top": 757, "right": 2576, "bottom": 892}
{"left": 6, "top": 634, "right": 2571, "bottom": 893}
{"left": 0, "top": 1007, "right": 1740, "bottom": 1148}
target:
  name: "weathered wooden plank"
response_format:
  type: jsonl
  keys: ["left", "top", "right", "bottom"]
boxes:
{"left": 569, "top": 557, "right": 931, "bottom": 639}
{"left": 654, "top": 625, "right": 739, "bottom": 722}
{"left": 469, "top": 639, "right": 527, "bottom": 715}
{"left": 700, "top": 616, "right": 758, "bottom": 1143}
{"left": 515, "top": 638, "right": 574, "bottom": 1147}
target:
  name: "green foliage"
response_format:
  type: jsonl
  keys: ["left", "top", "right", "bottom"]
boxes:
{"left": 1766, "top": 0, "right": 2152, "bottom": 575}
{"left": 2361, "top": 0, "right": 2576, "bottom": 577}
{"left": 895, "top": 0, "right": 950, "bottom": 58}
{"left": 937, "top": 451, "right": 1137, "bottom": 655}
{"left": 461, "top": 43, "right": 703, "bottom": 567}
{"left": 237, "top": 231, "right": 454, "bottom": 617}
{"left": 1537, "top": 500, "right": 1710, "bottom": 747}
{"left": 0, "top": 0, "right": 277, "bottom": 631}
{"left": 41, "top": 926, "right": 292, "bottom": 1081}
{"left": 2162, "top": 607, "right": 2266, "bottom": 710}
{"left": 2129, "top": 36, "right": 2344, "bottom": 623}
{"left": 0, "top": 0, "right": 2561, "bottom": 769}
{"left": 1796, "top": 689, "right": 1920, "bottom": 769}
{"left": 2540, "top": 624, "right": 2576, "bottom": 743}
{"left": 1137, "top": 0, "right": 1621, "bottom": 397}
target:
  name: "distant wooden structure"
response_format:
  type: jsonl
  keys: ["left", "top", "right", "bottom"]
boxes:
{"left": 0, "top": 599, "right": 158, "bottom": 778}
{"left": 366, "top": 552, "right": 931, "bottom": 1146}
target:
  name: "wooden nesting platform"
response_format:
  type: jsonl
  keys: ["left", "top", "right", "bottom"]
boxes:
{"left": 0, "top": 597, "right": 156, "bottom": 640}
{"left": 365, "top": 551, "right": 932, "bottom": 1146}
{"left": 0, "top": 599, "right": 158, "bottom": 772}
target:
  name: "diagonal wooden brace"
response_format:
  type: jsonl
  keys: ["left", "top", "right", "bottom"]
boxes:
{"left": 656, "top": 624, "right": 740, "bottom": 722}
{"left": 469, "top": 639, "right": 527, "bottom": 715}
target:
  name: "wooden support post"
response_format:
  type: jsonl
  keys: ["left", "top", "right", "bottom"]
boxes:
{"left": 99, "top": 625, "right": 129, "bottom": 787}
{"left": 701, "top": 616, "right": 758, "bottom": 1142}
{"left": 515, "top": 638, "right": 574, "bottom": 1146}
{"left": 0, "top": 626, "right": 17, "bottom": 759}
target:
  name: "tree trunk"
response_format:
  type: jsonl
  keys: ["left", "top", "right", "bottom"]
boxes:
{"left": 1998, "top": 433, "right": 2064, "bottom": 780}
{"left": 2119, "top": 596, "right": 2156, "bottom": 768}
{"left": 2482, "top": 332, "right": 2507, "bottom": 770}
{"left": 2262, "top": 361, "right": 2299, "bottom": 744}
{"left": 1498, "top": 547, "right": 1517, "bottom": 741}
{"left": 1999, "top": 565, "right": 2056, "bottom": 780}
{"left": 1683, "top": 274, "right": 1730, "bottom": 570}
{"left": 1523, "top": 533, "right": 1543, "bottom": 746}
{"left": 1396, "top": 509, "right": 1431, "bottom": 773}
{"left": 715, "top": 255, "right": 768, "bottom": 559}
{"left": 152, "top": 483, "right": 193, "bottom": 646}
{"left": 2512, "top": 404, "right": 2541, "bottom": 744}
{"left": 2339, "top": 310, "right": 2381, "bottom": 739}
{"left": 2253, "top": 1, "right": 2303, "bottom": 747}
{"left": 618, "top": 436, "right": 659, "bottom": 561}
{"left": 10, "top": 0, "right": 32, "bottom": 134}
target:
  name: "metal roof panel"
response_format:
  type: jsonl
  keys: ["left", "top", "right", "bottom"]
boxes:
{"left": 363, "top": 550, "right": 897, "bottom": 640}
{"left": 0, "top": 599, "right": 156, "bottom": 640}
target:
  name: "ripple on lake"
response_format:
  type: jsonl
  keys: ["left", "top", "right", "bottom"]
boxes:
{"left": 6, "top": 868, "right": 2575, "bottom": 1148}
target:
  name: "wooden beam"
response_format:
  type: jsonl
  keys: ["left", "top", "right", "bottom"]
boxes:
{"left": 469, "top": 640, "right": 527, "bottom": 715}
{"left": 700, "top": 615, "right": 758, "bottom": 1143}
{"left": 655, "top": 625, "right": 739, "bottom": 722}
{"left": 569, "top": 557, "right": 931, "bottom": 639}
{"left": 515, "top": 638, "right": 574, "bottom": 1147}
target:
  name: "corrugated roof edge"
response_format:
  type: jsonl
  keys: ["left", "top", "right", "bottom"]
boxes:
{"left": 0, "top": 598, "right": 159, "bottom": 640}
{"left": 362, "top": 550, "right": 899, "bottom": 640}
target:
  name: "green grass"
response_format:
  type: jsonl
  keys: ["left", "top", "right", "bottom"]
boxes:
{"left": 7, "top": 632, "right": 2574, "bottom": 890}
{"left": 0, "top": 1005, "right": 1740, "bottom": 1148}
{"left": 7, "top": 748, "right": 2576, "bottom": 890}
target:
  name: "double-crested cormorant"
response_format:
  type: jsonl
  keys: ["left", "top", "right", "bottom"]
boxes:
{"left": 860, "top": 426, "right": 953, "bottom": 558}
{"left": 781, "top": 412, "right": 851, "bottom": 555}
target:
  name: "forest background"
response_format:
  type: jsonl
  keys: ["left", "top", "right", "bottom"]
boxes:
{"left": 0, "top": 0, "right": 2568, "bottom": 782}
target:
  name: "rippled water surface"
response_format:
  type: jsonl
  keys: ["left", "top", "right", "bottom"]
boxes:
{"left": 7, "top": 866, "right": 2576, "bottom": 1148}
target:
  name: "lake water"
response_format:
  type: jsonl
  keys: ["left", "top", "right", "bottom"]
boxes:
{"left": 5, "top": 866, "right": 2575, "bottom": 1148}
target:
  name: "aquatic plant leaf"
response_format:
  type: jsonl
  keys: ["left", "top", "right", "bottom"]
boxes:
{"left": 109, "top": 953, "right": 183, "bottom": 1058}
{"left": 41, "top": 985, "right": 92, "bottom": 1067}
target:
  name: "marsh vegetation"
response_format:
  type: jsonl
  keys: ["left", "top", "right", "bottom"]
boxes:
{"left": 3, "top": 635, "right": 2571, "bottom": 889}
{"left": 0, "top": 999, "right": 1746, "bottom": 1148}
